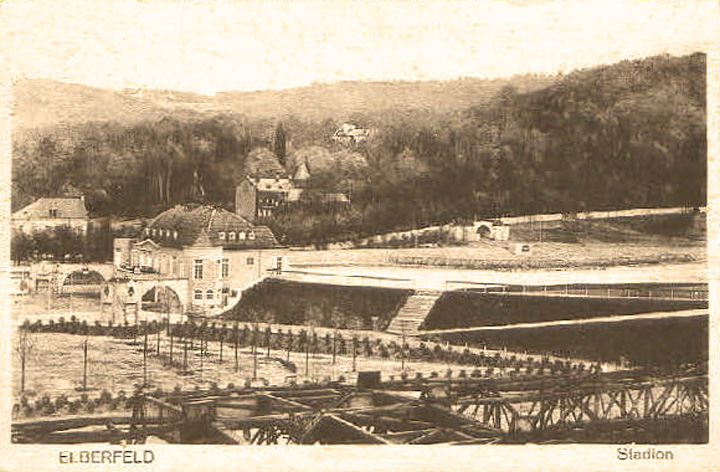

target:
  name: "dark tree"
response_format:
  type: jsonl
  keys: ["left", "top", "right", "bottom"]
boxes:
{"left": 274, "top": 122, "right": 287, "bottom": 168}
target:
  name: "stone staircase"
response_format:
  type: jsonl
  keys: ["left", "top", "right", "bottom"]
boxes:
{"left": 386, "top": 290, "right": 443, "bottom": 335}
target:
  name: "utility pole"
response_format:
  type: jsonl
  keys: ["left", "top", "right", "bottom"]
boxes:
{"left": 401, "top": 325, "right": 406, "bottom": 371}
{"left": 234, "top": 325, "right": 239, "bottom": 373}
{"left": 82, "top": 336, "right": 88, "bottom": 391}
{"left": 305, "top": 338, "right": 310, "bottom": 378}
{"left": 183, "top": 334, "right": 188, "bottom": 372}
{"left": 219, "top": 328, "right": 224, "bottom": 363}
{"left": 332, "top": 330, "right": 337, "bottom": 365}
{"left": 266, "top": 325, "right": 271, "bottom": 360}
{"left": 252, "top": 323, "right": 258, "bottom": 380}
{"left": 169, "top": 324, "right": 174, "bottom": 363}
{"left": 69, "top": 272, "right": 74, "bottom": 316}
{"left": 199, "top": 333, "right": 204, "bottom": 380}
{"left": 286, "top": 331, "right": 292, "bottom": 363}
{"left": 352, "top": 336, "right": 357, "bottom": 372}
{"left": 352, "top": 320, "right": 359, "bottom": 372}
{"left": 143, "top": 324, "right": 148, "bottom": 387}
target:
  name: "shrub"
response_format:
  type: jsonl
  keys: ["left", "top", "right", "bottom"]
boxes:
{"left": 68, "top": 400, "right": 81, "bottom": 414}
{"left": 55, "top": 394, "right": 70, "bottom": 410}
{"left": 99, "top": 390, "right": 112, "bottom": 405}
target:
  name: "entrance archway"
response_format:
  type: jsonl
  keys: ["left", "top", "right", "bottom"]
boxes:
{"left": 476, "top": 224, "right": 492, "bottom": 239}
{"left": 62, "top": 269, "right": 107, "bottom": 296}
{"left": 140, "top": 286, "right": 183, "bottom": 314}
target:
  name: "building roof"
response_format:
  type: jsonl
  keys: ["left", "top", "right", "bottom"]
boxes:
{"left": 146, "top": 204, "right": 279, "bottom": 249}
{"left": 287, "top": 188, "right": 304, "bottom": 202}
{"left": 246, "top": 176, "right": 293, "bottom": 193}
{"left": 322, "top": 193, "right": 350, "bottom": 204}
{"left": 12, "top": 197, "right": 88, "bottom": 221}
{"left": 333, "top": 123, "right": 373, "bottom": 142}
{"left": 293, "top": 161, "right": 311, "bottom": 181}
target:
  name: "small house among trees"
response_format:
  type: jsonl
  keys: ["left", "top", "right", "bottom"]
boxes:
{"left": 12, "top": 196, "right": 89, "bottom": 236}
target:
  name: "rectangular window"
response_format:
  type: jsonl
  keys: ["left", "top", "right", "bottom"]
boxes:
{"left": 193, "top": 259, "right": 204, "bottom": 279}
{"left": 246, "top": 257, "right": 254, "bottom": 265}
{"left": 228, "top": 232, "right": 236, "bottom": 242}
{"left": 221, "top": 258, "right": 229, "bottom": 278}
{"left": 48, "top": 209, "right": 58, "bottom": 218}
{"left": 218, "top": 232, "right": 226, "bottom": 241}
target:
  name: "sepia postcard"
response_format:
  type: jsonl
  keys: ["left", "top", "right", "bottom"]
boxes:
{"left": 1, "top": 0, "right": 718, "bottom": 470}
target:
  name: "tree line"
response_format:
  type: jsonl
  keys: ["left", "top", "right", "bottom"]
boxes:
{"left": 12, "top": 53, "right": 706, "bottom": 246}
{"left": 11, "top": 221, "right": 113, "bottom": 263}
{"left": 23, "top": 317, "right": 603, "bottom": 377}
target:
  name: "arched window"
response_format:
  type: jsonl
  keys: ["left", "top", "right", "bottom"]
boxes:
{"left": 173, "top": 230, "right": 178, "bottom": 239}
{"left": 194, "top": 289, "right": 203, "bottom": 300}
{"left": 206, "top": 289, "right": 214, "bottom": 300}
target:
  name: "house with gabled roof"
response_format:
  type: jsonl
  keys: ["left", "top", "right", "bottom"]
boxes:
{"left": 12, "top": 196, "right": 89, "bottom": 235}
{"left": 332, "top": 123, "right": 374, "bottom": 145}
{"left": 235, "top": 163, "right": 351, "bottom": 222}
{"left": 113, "top": 204, "right": 283, "bottom": 315}
{"left": 235, "top": 174, "right": 294, "bottom": 220}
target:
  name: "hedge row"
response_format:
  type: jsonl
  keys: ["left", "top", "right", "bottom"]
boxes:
{"left": 221, "top": 278, "right": 413, "bottom": 331}
{"left": 421, "top": 292, "right": 706, "bottom": 330}
{"left": 432, "top": 315, "right": 708, "bottom": 371}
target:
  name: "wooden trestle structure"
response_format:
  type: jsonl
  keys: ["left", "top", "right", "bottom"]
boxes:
{"left": 12, "top": 371, "right": 708, "bottom": 445}
{"left": 446, "top": 374, "right": 708, "bottom": 434}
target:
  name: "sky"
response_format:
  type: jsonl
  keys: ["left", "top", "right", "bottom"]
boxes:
{"left": 0, "top": 0, "right": 717, "bottom": 94}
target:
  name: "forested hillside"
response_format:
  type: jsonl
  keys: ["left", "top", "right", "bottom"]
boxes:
{"left": 12, "top": 53, "right": 706, "bottom": 245}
